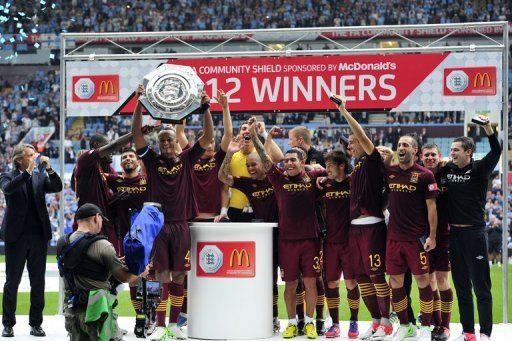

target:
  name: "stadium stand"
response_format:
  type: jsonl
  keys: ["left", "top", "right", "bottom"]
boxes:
{"left": 0, "top": 0, "right": 510, "bottom": 33}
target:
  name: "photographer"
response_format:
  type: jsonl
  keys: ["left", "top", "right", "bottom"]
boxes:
{"left": 57, "top": 204, "right": 146, "bottom": 341}
{"left": 445, "top": 117, "right": 502, "bottom": 341}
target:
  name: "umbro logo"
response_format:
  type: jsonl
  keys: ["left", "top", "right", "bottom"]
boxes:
{"left": 476, "top": 255, "right": 484, "bottom": 260}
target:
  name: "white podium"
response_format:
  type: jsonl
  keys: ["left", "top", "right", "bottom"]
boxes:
{"left": 188, "top": 222, "right": 276, "bottom": 340}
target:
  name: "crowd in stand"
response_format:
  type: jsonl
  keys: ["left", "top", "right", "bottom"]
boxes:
{"left": 0, "top": 0, "right": 510, "bottom": 34}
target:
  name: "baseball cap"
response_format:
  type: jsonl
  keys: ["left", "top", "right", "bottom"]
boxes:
{"left": 75, "top": 203, "right": 109, "bottom": 221}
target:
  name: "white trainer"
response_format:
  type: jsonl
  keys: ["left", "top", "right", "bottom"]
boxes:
{"left": 386, "top": 324, "right": 417, "bottom": 341}
{"left": 148, "top": 326, "right": 167, "bottom": 340}
{"left": 360, "top": 323, "right": 379, "bottom": 340}
{"left": 167, "top": 324, "right": 187, "bottom": 340}
{"left": 417, "top": 326, "right": 431, "bottom": 341}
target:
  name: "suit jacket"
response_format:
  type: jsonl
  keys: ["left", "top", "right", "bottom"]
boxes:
{"left": 0, "top": 164, "right": 63, "bottom": 243}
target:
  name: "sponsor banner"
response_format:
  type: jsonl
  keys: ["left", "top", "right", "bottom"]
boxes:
{"left": 444, "top": 67, "right": 497, "bottom": 96}
{"left": 197, "top": 241, "right": 255, "bottom": 278}
{"left": 393, "top": 51, "right": 502, "bottom": 112}
{"left": 72, "top": 75, "right": 120, "bottom": 102}
{"left": 65, "top": 52, "right": 502, "bottom": 116}
{"left": 68, "top": 24, "right": 512, "bottom": 45}
{"left": 321, "top": 25, "right": 509, "bottom": 40}
{"left": 73, "top": 34, "right": 248, "bottom": 45}
{"left": 117, "top": 54, "right": 449, "bottom": 113}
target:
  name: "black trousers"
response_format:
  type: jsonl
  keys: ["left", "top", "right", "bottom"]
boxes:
{"left": 227, "top": 207, "right": 255, "bottom": 222}
{"left": 2, "top": 234, "right": 48, "bottom": 328}
{"left": 450, "top": 226, "right": 492, "bottom": 336}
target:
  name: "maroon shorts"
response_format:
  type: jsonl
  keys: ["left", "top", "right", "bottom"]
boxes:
{"left": 104, "top": 227, "right": 123, "bottom": 256}
{"left": 349, "top": 221, "right": 387, "bottom": 276}
{"left": 279, "top": 238, "right": 321, "bottom": 282}
{"left": 151, "top": 221, "right": 191, "bottom": 272}
{"left": 386, "top": 239, "right": 429, "bottom": 276}
{"left": 324, "top": 242, "right": 354, "bottom": 281}
{"left": 429, "top": 243, "right": 451, "bottom": 273}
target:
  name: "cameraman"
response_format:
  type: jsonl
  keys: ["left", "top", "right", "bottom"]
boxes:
{"left": 57, "top": 204, "right": 146, "bottom": 341}
{"left": 446, "top": 118, "right": 502, "bottom": 341}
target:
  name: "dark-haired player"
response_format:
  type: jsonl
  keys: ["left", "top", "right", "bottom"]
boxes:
{"left": 385, "top": 135, "right": 438, "bottom": 341}
{"left": 132, "top": 85, "right": 214, "bottom": 340}
{"left": 74, "top": 131, "right": 139, "bottom": 243}
{"left": 317, "top": 151, "right": 360, "bottom": 339}
{"left": 177, "top": 89, "right": 233, "bottom": 223}
{"left": 105, "top": 148, "right": 149, "bottom": 329}
{"left": 333, "top": 96, "right": 391, "bottom": 340}
{"left": 250, "top": 120, "right": 325, "bottom": 339}
{"left": 421, "top": 143, "right": 453, "bottom": 341}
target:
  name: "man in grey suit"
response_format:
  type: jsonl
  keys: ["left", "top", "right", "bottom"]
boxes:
{"left": 0, "top": 143, "right": 62, "bottom": 337}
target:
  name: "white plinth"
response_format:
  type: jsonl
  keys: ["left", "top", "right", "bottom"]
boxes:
{"left": 188, "top": 222, "right": 276, "bottom": 340}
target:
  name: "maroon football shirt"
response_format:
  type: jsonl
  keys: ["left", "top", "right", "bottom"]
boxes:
{"left": 232, "top": 176, "right": 278, "bottom": 223}
{"left": 106, "top": 173, "right": 149, "bottom": 237}
{"left": 386, "top": 163, "right": 438, "bottom": 241}
{"left": 191, "top": 149, "right": 226, "bottom": 214}
{"left": 74, "top": 149, "right": 114, "bottom": 231}
{"left": 138, "top": 142, "right": 204, "bottom": 222}
{"left": 318, "top": 178, "right": 351, "bottom": 244}
{"left": 349, "top": 148, "right": 385, "bottom": 220}
{"left": 266, "top": 164, "right": 325, "bottom": 240}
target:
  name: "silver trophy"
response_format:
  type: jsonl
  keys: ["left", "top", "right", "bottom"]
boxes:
{"left": 139, "top": 64, "right": 205, "bottom": 123}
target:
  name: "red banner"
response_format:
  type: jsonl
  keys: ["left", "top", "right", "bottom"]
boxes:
{"left": 197, "top": 241, "right": 255, "bottom": 278}
{"left": 443, "top": 66, "right": 497, "bottom": 96}
{"left": 72, "top": 75, "right": 120, "bottom": 102}
{"left": 118, "top": 54, "right": 449, "bottom": 113}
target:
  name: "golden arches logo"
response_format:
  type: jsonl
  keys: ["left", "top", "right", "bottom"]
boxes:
{"left": 229, "top": 249, "right": 250, "bottom": 267}
{"left": 473, "top": 73, "right": 491, "bottom": 88}
{"left": 99, "top": 80, "right": 115, "bottom": 94}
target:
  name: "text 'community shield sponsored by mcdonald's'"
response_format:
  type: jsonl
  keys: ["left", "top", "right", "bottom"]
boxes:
{"left": 72, "top": 74, "right": 120, "bottom": 102}
{"left": 443, "top": 66, "right": 497, "bottom": 96}
{"left": 197, "top": 241, "right": 256, "bottom": 278}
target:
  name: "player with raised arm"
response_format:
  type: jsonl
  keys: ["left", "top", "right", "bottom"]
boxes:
{"left": 332, "top": 95, "right": 392, "bottom": 340}
{"left": 250, "top": 118, "right": 325, "bottom": 339}
{"left": 132, "top": 84, "right": 214, "bottom": 340}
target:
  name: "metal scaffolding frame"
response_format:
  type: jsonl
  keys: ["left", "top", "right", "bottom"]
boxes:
{"left": 59, "top": 22, "right": 510, "bottom": 321}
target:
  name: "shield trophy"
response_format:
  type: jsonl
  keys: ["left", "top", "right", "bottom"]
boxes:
{"left": 139, "top": 64, "right": 205, "bottom": 123}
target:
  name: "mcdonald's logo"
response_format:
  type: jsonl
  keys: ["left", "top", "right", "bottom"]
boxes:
{"left": 229, "top": 249, "right": 250, "bottom": 267}
{"left": 473, "top": 73, "right": 491, "bottom": 88}
{"left": 444, "top": 66, "right": 496, "bottom": 97}
{"left": 99, "top": 80, "right": 116, "bottom": 94}
{"left": 72, "top": 75, "right": 119, "bottom": 102}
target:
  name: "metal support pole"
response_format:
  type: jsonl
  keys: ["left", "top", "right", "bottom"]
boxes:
{"left": 501, "top": 21, "right": 509, "bottom": 324}
{"left": 57, "top": 34, "right": 66, "bottom": 315}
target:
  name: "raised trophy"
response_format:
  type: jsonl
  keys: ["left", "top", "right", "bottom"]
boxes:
{"left": 139, "top": 64, "right": 205, "bottom": 123}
